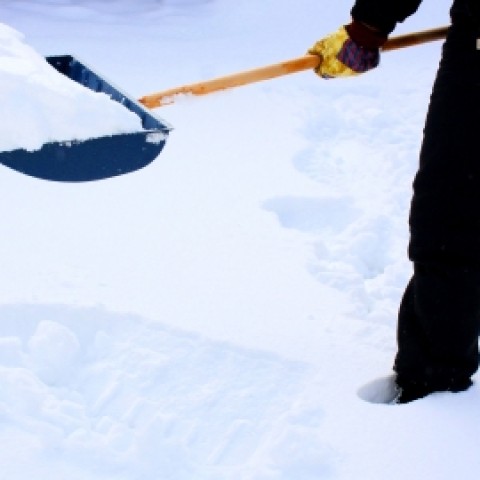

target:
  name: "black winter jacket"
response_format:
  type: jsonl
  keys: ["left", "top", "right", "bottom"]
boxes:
{"left": 351, "top": 0, "right": 479, "bottom": 35}
{"left": 350, "top": 0, "right": 423, "bottom": 34}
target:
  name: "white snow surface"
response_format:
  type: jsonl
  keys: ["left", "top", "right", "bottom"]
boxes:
{"left": 1, "top": 0, "right": 478, "bottom": 479}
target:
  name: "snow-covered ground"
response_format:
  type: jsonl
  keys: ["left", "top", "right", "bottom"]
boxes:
{"left": 2, "top": 1, "right": 479, "bottom": 479}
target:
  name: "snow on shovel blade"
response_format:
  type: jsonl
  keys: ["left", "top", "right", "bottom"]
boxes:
{"left": 0, "top": 55, "right": 172, "bottom": 182}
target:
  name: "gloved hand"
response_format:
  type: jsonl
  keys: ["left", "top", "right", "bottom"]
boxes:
{"left": 309, "top": 20, "right": 387, "bottom": 79}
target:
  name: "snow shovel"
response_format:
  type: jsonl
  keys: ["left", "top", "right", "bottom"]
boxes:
{"left": 0, "top": 26, "right": 447, "bottom": 183}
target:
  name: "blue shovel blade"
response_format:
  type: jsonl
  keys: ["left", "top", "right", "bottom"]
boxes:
{"left": 0, "top": 55, "right": 172, "bottom": 182}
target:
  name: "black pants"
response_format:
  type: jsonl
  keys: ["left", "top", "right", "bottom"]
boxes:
{"left": 394, "top": 1, "right": 480, "bottom": 389}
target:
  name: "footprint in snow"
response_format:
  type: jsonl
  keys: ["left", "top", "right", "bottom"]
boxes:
{"left": 357, "top": 375, "right": 398, "bottom": 405}
{"left": 263, "top": 196, "right": 359, "bottom": 234}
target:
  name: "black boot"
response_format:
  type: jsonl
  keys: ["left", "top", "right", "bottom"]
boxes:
{"left": 394, "top": 377, "right": 473, "bottom": 404}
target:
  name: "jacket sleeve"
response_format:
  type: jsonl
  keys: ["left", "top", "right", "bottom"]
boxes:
{"left": 350, "top": 0, "right": 423, "bottom": 35}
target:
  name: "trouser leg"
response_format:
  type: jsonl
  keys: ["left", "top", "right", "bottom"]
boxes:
{"left": 394, "top": 9, "right": 480, "bottom": 389}
{"left": 395, "top": 263, "right": 480, "bottom": 388}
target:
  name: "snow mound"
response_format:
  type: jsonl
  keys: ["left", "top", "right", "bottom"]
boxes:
{"left": 28, "top": 320, "right": 81, "bottom": 385}
{"left": 0, "top": 22, "right": 142, "bottom": 153}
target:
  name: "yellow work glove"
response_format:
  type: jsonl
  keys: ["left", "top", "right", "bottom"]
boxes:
{"left": 309, "top": 21, "right": 387, "bottom": 79}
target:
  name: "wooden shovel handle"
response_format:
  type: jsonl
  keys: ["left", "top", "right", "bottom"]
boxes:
{"left": 139, "top": 56, "right": 319, "bottom": 108}
{"left": 382, "top": 25, "right": 449, "bottom": 51}
{"left": 139, "top": 25, "right": 449, "bottom": 109}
